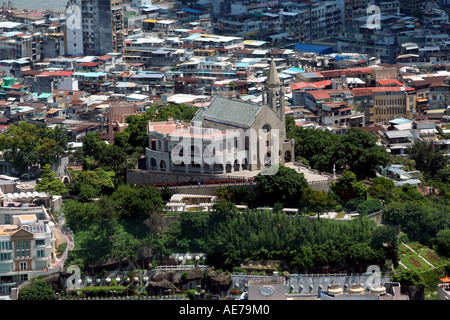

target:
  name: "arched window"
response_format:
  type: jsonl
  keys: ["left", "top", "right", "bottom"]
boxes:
{"left": 160, "top": 160, "right": 167, "bottom": 171}
{"left": 262, "top": 124, "right": 270, "bottom": 133}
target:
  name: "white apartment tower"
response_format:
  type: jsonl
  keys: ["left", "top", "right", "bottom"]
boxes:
{"left": 65, "top": 0, "right": 84, "bottom": 56}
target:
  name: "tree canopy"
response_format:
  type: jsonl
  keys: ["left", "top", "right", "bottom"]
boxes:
{"left": 287, "top": 127, "right": 390, "bottom": 179}
{"left": 408, "top": 141, "right": 448, "bottom": 179}
{"left": 65, "top": 183, "right": 163, "bottom": 267}
{"left": 162, "top": 209, "right": 389, "bottom": 271}
{"left": 331, "top": 170, "right": 368, "bottom": 203}
{"left": 18, "top": 277, "right": 56, "bottom": 300}
{"left": 35, "top": 164, "right": 68, "bottom": 196}
{"left": 254, "top": 165, "right": 309, "bottom": 208}
{"left": 0, "top": 122, "right": 69, "bottom": 173}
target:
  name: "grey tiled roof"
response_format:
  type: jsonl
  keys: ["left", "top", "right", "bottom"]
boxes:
{"left": 191, "top": 106, "right": 207, "bottom": 123}
{"left": 200, "top": 95, "right": 262, "bottom": 128}
{"left": 384, "top": 130, "right": 413, "bottom": 139}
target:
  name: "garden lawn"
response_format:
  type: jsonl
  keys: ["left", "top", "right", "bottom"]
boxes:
{"left": 418, "top": 248, "right": 449, "bottom": 268}
{"left": 400, "top": 252, "right": 432, "bottom": 272}
{"left": 399, "top": 243, "right": 433, "bottom": 272}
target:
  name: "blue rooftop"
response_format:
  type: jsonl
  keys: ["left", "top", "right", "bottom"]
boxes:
{"left": 236, "top": 62, "right": 249, "bottom": 68}
{"left": 180, "top": 8, "right": 202, "bottom": 14}
{"left": 294, "top": 43, "right": 334, "bottom": 55}
{"left": 284, "top": 67, "right": 304, "bottom": 74}
{"left": 390, "top": 118, "right": 412, "bottom": 125}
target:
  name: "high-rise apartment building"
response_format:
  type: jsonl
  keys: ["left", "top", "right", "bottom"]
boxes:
{"left": 65, "top": 0, "right": 124, "bottom": 56}
{"left": 344, "top": 0, "right": 368, "bottom": 26}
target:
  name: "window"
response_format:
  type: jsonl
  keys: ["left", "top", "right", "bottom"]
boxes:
{"left": 0, "top": 253, "right": 11, "bottom": 261}
{"left": 20, "top": 262, "right": 27, "bottom": 271}
{"left": 4, "top": 215, "right": 10, "bottom": 224}
{"left": 262, "top": 124, "right": 271, "bottom": 133}
{"left": 35, "top": 239, "right": 45, "bottom": 247}
{"left": 36, "top": 250, "right": 45, "bottom": 258}
{"left": 0, "top": 263, "right": 12, "bottom": 273}
{"left": 0, "top": 241, "right": 12, "bottom": 250}
{"left": 0, "top": 286, "right": 11, "bottom": 294}
{"left": 16, "top": 241, "right": 30, "bottom": 259}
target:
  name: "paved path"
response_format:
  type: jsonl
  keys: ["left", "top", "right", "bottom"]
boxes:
{"left": 223, "top": 162, "right": 331, "bottom": 183}
{"left": 51, "top": 220, "right": 74, "bottom": 270}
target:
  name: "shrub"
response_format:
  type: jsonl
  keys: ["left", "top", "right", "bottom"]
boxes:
{"left": 356, "top": 198, "right": 382, "bottom": 215}
{"left": 78, "top": 286, "right": 128, "bottom": 298}
{"left": 18, "top": 277, "right": 56, "bottom": 300}
{"left": 57, "top": 243, "right": 67, "bottom": 254}
{"left": 187, "top": 289, "right": 197, "bottom": 300}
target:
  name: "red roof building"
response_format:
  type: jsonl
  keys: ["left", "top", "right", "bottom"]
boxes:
{"left": 377, "top": 79, "right": 404, "bottom": 87}
{"left": 36, "top": 71, "right": 74, "bottom": 77}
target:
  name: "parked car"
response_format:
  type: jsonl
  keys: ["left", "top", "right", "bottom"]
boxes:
{"left": 20, "top": 173, "right": 35, "bottom": 180}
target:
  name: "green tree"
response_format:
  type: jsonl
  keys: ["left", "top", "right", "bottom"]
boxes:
{"left": 35, "top": 164, "right": 68, "bottom": 196}
{"left": 63, "top": 199, "right": 99, "bottom": 232}
{"left": 69, "top": 168, "right": 115, "bottom": 196}
{"left": 35, "top": 124, "right": 70, "bottom": 166}
{"left": 82, "top": 132, "right": 104, "bottom": 160}
{"left": 98, "top": 144, "right": 128, "bottom": 174}
{"left": 113, "top": 130, "right": 133, "bottom": 154}
{"left": 76, "top": 184, "right": 99, "bottom": 202}
{"left": 436, "top": 229, "right": 450, "bottom": 257}
{"left": 71, "top": 147, "right": 85, "bottom": 165}
{"left": 368, "top": 176, "right": 396, "bottom": 201}
{"left": 255, "top": 165, "right": 309, "bottom": 208}
{"left": 124, "top": 112, "right": 153, "bottom": 151}
{"left": 285, "top": 115, "right": 295, "bottom": 136}
{"left": 109, "top": 224, "right": 141, "bottom": 262}
{"left": 383, "top": 200, "right": 449, "bottom": 245}
{"left": 110, "top": 184, "right": 162, "bottom": 221}
{"left": 286, "top": 126, "right": 338, "bottom": 166}
{"left": 0, "top": 122, "right": 70, "bottom": 173}
{"left": 231, "top": 186, "right": 256, "bottom": 207}
{"left": 356, "top": 198, "right": 382, "bottom": 215}
{"left": 287, "top": 127, "right": 390, "bottom": 179}
{"left": 0, "top": 122, "right": 38, "bottom": 173}
{"left": 331, "top": 170, "right": 368, "bottom": 203}
{"left": 18, "top": 277, "right": 57, "bottom": 300}
{"left": 436, "top": 167, "right": 450, "bottom": 184}
{"left": 300, "top": 188, "right": 338, "bottom": 213}
{"left": 392, "top": 269, "right": 426, "bottom": 290}
{"left": 408, "top": 141, "right": 448, "bottom": 178}
{"left": 371, "top": 225, "right": 399, "bottom": 247}
{"left": 291, "top": 246, "right": 314, "bottom": 271}
{"left": 330, "top": 128, "right": 390, "bottom": 180}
